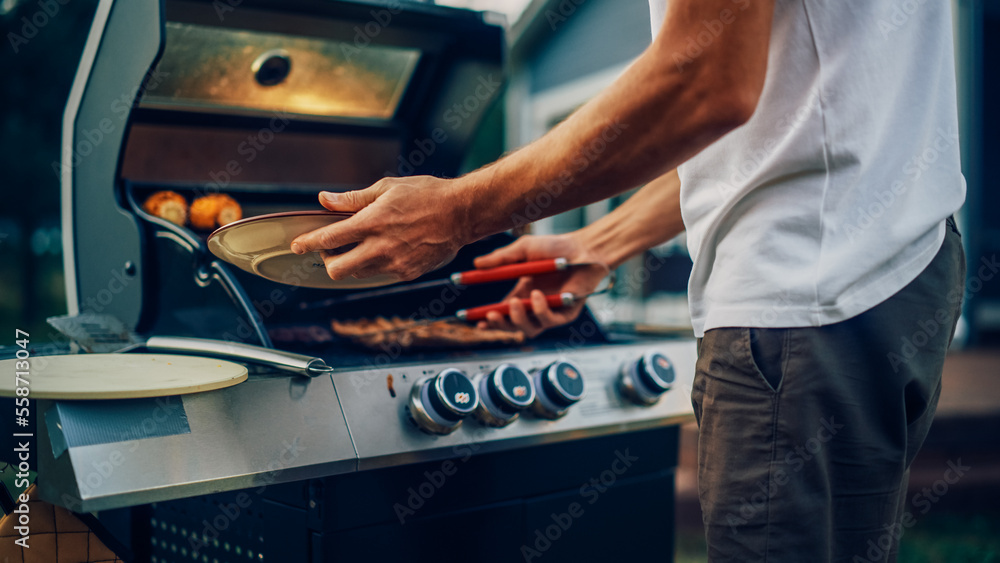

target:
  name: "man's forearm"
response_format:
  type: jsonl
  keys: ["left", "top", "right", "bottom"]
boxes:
{"left": 576, "top": 169, "right": 684, "bottom": 269}
{"left": 452, "top": 0, "right": 774, "bottom": 244}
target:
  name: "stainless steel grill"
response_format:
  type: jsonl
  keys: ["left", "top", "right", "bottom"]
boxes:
{"left": 44, "top": 1, "right": 696, "bottom": 560}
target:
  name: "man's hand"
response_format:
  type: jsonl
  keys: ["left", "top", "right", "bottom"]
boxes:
{"left": 290, "top": 176, "right": 471, "bottom": 282}
{"left": 473, "top": 233, "right": 608, "bottom": 338}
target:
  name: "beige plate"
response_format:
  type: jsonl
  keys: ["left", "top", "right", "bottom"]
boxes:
{"left": 0, "top": 354, "right": 248, "bottom": 400}
{"left": 207, "top": 210, "right": 398, "bottom": 289}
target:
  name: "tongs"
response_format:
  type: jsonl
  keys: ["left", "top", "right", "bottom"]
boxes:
{"left": 299, "top": 257, "right": 604, "bottom": 310}
{"left": 449, "top": 279, "right": 615, "bottom": 322}
{"left": 337, "top": 261, "right": 616, "bottom": 335}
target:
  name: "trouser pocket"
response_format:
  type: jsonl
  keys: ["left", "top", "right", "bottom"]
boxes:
{"left": 748, "top": 327, "right": 787, "bottom": 392}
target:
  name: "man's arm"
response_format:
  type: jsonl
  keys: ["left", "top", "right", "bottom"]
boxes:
{"left": 292, "top": 0, "right": 773, "bottom": 282}
{"left": 455, "top": 0, "right": 769, "bottom": 242}
{"left": 575, "top": 168, "right": 684, "bottom": 269}
{"left": 474, "top": 170, "right": 684, "bottom": 336}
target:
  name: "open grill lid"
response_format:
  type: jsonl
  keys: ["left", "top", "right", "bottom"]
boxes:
{"left": 61, "top": 0, "right": 505, "bottom": 332}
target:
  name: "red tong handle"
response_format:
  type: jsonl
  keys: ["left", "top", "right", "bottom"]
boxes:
{"left": 453, "top": 258, "right": 568, "bottom": 286}
{"left": 457, "top": 293, "right": 574, "bottom": 322}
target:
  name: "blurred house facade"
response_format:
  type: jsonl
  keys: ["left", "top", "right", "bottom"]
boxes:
{"left": 494, "top": 0, "right": 998, "bottom": 339}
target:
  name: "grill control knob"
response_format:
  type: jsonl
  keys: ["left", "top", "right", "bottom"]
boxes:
{"left": 530, "top": 360, "right": 586, "bottom": 419}
{"left": 619, "top": 351, "right": 675, "bottom": 406}
{"left": 473, "top": 364, "right": 536, "bottom": 427}
{"left": 409, "top": 369, "right": 479, "bottom": 435}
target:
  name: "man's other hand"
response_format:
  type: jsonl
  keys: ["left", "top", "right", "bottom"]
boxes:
{"left": 474, "top": 233, "right": 608, "bottom": 338}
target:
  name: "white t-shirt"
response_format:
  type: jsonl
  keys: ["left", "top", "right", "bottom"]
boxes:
{"left": 649, "top": 0, "right": 966, "bottom": 337}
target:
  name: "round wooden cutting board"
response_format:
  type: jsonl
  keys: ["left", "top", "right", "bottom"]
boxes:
{"left": 0, "top": 354, "right": 248, "bottom": 400}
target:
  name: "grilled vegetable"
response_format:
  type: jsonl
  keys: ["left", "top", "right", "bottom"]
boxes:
{"left": 142, "top": 190, "right": 188, "bottom": 226}
{"left": 190, "top": 193, "right": 243, "bottom": 230}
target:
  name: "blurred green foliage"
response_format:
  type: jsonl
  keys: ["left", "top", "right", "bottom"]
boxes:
{"left": 899, "top": 511, "right": 1000, "bottom": 563}
{"left": 676, "top": 510, "right": 1000, "bottom": 563}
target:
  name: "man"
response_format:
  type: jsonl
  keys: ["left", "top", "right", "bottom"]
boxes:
{"left": 292, "top": 0, "right": 966, "bottom": 560}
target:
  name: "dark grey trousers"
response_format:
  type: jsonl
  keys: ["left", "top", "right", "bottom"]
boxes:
{"left": 692, "top": 219, "right": 966, "bottom": 563}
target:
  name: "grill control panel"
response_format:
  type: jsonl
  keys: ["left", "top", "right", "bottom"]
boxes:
{"left": 333, "top": 339, "right": 697, "bottom": 471}
{"left": 38, "top": 339, "right": 696, "bottom": 512}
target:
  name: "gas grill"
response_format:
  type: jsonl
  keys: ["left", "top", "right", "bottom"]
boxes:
{"left": 45, "top": 0, "right": 697, "bottom": 561}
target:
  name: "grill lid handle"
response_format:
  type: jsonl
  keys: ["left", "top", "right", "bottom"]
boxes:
{"left": 145, "top": 336, "right": 332, "bottom": 378}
